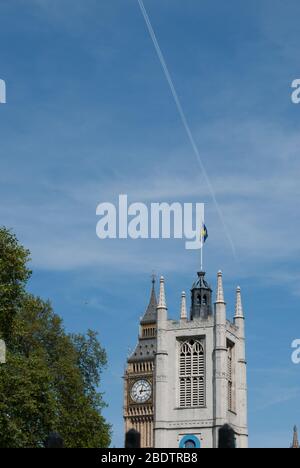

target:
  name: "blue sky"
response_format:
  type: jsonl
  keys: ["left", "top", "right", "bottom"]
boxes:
{"left": 1, "top": 0, "right": 300, "bottom": 448}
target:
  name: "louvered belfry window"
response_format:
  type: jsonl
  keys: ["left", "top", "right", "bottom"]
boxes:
{"left": 179, "top": 339, "right": 205, "bottom": 408}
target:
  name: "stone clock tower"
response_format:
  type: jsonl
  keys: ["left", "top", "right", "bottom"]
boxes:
{"left": 124, "top": 271, "right": 248, "bottom": 449}
{"left": 123, "top": 278, "right": 157, "bottom": 448}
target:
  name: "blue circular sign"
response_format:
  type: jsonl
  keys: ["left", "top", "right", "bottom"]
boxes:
{"left": 179, "top": 435, "right": 201, "bottom": 449}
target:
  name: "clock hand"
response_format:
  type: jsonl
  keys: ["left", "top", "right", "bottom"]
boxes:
{"left": 140, "top": 387, "right": 148, "bottom": 393}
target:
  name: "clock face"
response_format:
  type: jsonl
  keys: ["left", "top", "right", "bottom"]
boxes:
{"left": 130, "top": 379, "right": 152, "bottom": 404}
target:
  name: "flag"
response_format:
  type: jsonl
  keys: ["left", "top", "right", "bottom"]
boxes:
{"left": 201, "top": 224, "right": 208, "bottom": 244}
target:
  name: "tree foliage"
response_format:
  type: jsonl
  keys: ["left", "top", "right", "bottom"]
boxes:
{"left": 0, "top": 228, "right": 111, "bottom": 448}
{"left": 0, "top": 228, "right": 31, "bottom": 341}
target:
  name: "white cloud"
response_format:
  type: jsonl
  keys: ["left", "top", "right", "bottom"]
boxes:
{"left": 2, "top": 115, "right": 300, "bottom": 299}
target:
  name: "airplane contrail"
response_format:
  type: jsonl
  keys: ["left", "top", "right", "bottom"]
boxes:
{"left": 137, "top": 0, "right": 237, "bottom": 259}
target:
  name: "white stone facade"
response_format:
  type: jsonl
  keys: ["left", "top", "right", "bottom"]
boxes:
{"left": 154, "top": 272, "right": 248, "bottom": 449}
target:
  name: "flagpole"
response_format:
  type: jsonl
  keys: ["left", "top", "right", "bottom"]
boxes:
{"left": 200, "top": 227, "right": 203, "bottom": 271}
{"left": 200, "top": 219, "right": 207, "bottom": 272}
{"left": 200, "top": 243, "right": 203, "bottom": 271}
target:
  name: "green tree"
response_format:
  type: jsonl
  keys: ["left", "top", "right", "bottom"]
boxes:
{"left": 0, "top": 227, "right": 31, "bottom": 341}
{"left": 0, "top": 228, "right": 111, "bottom": 448}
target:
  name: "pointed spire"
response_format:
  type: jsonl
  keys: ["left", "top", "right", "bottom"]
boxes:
{"left": 235, "top": 286, "right": 244, "bottom": 318}
{"left": 216, "top": 270, "right": 225, "bottom": 303}
{"left": 292, "top": 426, "right": 299, "bottom": 449}
{"left": 180, "top": 292, "right": 187, "bottom": 320}
{"left": 158, "top": 276, "right": 167, "bottom": 310}
{"left": 140, "top": 275, "right": 157, "bottom": 324}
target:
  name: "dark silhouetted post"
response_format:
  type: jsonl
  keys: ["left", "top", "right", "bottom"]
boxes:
{"left": 218, "top": 424, "right": 236, "bottom": 448}
{"left": 125, "top": 429, "right": 141, "bottom": 448}
{"left": 44, "top": 432, "right": 64, "bottom": 448}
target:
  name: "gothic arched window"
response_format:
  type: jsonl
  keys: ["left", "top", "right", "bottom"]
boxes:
{"left": 179, "top": 339, "right": 205, "bottom": 408}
